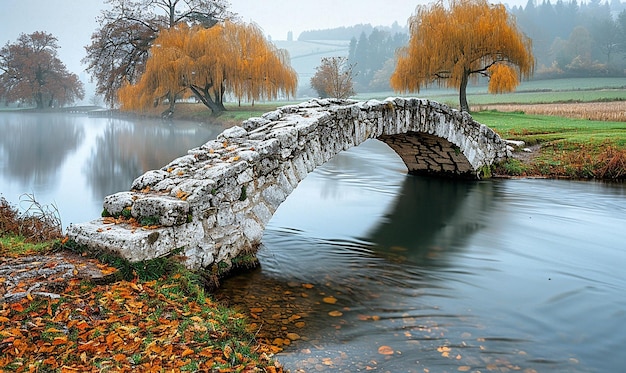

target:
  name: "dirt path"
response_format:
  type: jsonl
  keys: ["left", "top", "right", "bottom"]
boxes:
{"left": 0, "top": 251, "right": 118, "bottom": 303}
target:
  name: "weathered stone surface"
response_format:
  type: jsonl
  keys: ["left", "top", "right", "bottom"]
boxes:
{"left": 130, "top": 196, "right": 189, "bottom": 227}
{"left": 67, "top": 98, "right": 509, "bottom": 271}
{"left": 103, "top": 192, "right": 135, "bottom": 216}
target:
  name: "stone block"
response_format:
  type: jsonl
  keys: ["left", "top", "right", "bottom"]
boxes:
{"left": 130, "top": 196, "right": 190, "bottom": 226}
{"left": 103, "top": 192, "right": 136, "bottom": 216}
{"left": 218, "top": 125, "right": 248, "bottom": 140}
{"left": 131, "top": 170, "right": 170, "bottom": 190}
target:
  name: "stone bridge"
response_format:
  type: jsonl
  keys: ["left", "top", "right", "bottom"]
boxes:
{"left": 67, "top": 97, "right": 509, "bottom": 272}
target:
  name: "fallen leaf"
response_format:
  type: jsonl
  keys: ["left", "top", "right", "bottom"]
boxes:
{"left": 377, "top": 345, "right": 394, "bottom": 355}
{"left": 322, "top": 296, "right": 337, "bottom": 304}
{"left": 328, "top": 310, "right": 343, "bottom": 317}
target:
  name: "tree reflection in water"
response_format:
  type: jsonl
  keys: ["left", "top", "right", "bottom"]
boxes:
{"left": 83, "top": 118, "right": 222, "bottom": 198}
{"left": 0, "top": 113, "right": 84, "bottom": 188}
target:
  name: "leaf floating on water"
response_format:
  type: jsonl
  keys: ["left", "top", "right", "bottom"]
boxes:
{"left": 328, "top": 310, "right": 343, "bottom": 317}
{"left": 322, "top": 296, "right": 337, "bottom": 304}
{"left": 302, "top": 283, "right": 314, "bottom": 289}
{"left": 437, "top": 345, "right": 451, "bottom": 358}
{"left": 458, "top": 366, "right": 471, "bottom": 371}
{"left": 377, "top": 345, "right": 394, "bottom": 355}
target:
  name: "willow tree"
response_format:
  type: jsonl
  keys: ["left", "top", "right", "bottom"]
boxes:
{"left": 83, "top": 0, "right": 232, "bottom": 105}
{"left": 118, "top": 22, "right": 297, "bottom": 115}
{"left": 391, "top": 0, "right": 534, "bottom": 112}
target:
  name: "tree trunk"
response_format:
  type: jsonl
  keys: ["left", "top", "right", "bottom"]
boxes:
{"left": 459, "top": 70, "right": 470, "bottom": 112}
{"left": 189, "top": 84, "right": 226, "bottom": 116}
{"left": 35, "top": 93, "right": 44, "bottom": 109}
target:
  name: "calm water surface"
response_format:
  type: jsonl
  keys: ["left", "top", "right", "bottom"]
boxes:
{"left": 217, "top": 141, "right": 626, "bottom": 373}
{"left": 1, "top": 113, "right": 625, "bottom": 372}
{"left": 0, "top": 112, "right": 222, "bottom": 227}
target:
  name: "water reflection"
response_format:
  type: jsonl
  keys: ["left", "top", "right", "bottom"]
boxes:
{"left": 217, "top": 143, "right": 625, "bottom": 373}
{"left": 365, "top": 177, "right": 494, "bottom": 266}
{"left": 84, "top": 119, "right": 223, "bottom": 198}
{"left": 0, "top": 113, "right": 84, "bottom": 189}
{"left": 0, "top": 112, "right": 222, "bottom": 228}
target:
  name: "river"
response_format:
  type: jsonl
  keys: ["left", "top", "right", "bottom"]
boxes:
{"left": 1, "top": 112, "right": 625, "bottom": 372}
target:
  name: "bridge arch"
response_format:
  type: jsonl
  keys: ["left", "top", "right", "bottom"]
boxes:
{"left": 67, "top": 98, "right": 509, "bottom": 271}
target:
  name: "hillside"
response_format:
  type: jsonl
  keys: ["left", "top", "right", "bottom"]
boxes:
{"left": 273, "top": 40, "right": 351, "bottom": 96}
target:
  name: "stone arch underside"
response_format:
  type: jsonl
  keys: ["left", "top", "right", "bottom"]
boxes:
{"left": 67, "top": 98, "right": 510, "bottom": 271}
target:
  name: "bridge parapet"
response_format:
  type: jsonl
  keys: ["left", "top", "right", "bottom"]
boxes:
{"left": 67, "top": 98, "right": 509, "bottom": 272}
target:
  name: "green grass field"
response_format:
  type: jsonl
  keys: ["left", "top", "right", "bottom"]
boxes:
{"left": 354, "top": 77, "right": 626, "bottom": 107}
{"left": 472, "top": 110, "right": 626, "bottom": 146}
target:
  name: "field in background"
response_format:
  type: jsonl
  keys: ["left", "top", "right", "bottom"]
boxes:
{"left": 473, "top": 101, "right": 626, "bottom": 122}
{"left": 356, "top": 77, "right": 626, "bottom": 107}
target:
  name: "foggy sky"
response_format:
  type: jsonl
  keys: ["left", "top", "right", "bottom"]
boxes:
{"left": 0, "top": 0, "right": 527, "bottom": 77}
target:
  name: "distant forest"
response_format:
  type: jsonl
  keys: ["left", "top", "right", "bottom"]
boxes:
{"left": 298, "top": 0, "right": 626, "bottom": 92}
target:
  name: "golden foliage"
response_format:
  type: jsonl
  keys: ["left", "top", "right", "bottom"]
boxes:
{"left": 391, "top": 0, "right": 534, "bottom": 109}
{"left": 487, "top": 64, "right": 519, "bottom": 94}
{"left": 118, "top": 21, "right": 297, "bottom": 113}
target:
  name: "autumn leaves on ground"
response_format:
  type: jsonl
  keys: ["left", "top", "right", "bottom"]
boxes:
{"left": 0, "top": 197, "right": 284, "bottom": 373}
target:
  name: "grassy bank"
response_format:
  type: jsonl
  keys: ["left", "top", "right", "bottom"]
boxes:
{"left": 473, "top": 110, "right": 626, "bottom": 179}
{"left": 0, "top": 197, "right": 284, "bottom": 372}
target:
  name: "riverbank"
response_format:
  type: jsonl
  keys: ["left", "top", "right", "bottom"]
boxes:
{"left": 0, "top": 197, "right": 285, "bottom": 372}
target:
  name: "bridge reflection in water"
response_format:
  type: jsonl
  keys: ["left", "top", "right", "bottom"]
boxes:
{"left": 216, "top": 141, "right": 608, "bottom": 372}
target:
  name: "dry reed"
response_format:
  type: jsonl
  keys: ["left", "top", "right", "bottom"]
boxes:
{"left": 473, "top": 101, "right": 626, "bottom": 122}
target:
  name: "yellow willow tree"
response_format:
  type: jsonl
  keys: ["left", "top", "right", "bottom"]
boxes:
{"left": 118, "top": 21, "right": 297, "bottom": 116}
{"left": 390, "top": 0, "right": 534, "bottom": 112}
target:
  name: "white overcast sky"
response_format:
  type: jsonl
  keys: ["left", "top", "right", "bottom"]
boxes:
{"left": 0, "top": 0, "right": 526, "bottom": 76}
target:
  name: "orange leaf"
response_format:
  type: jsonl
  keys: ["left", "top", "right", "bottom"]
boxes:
{"left": 322, "top": 296, "right": 337, "bottom": 304}
{"left": 52, "top": 336, "right": 68, "bottom": 345}
{"left": 182, "top": 348, "right": 195, "bottom": 357}
{"left": 61, "top": 367, "right": 81, "bottom": 372}
{"left": 199, "top": 347, "right": 215, "bottom": 357}
{"left": 378, "top": 345, "right": 394, "bottom": 355}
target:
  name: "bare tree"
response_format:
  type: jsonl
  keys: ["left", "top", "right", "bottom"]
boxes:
{"left": 310, "top": 57, "right": 356, "bottom": 99}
